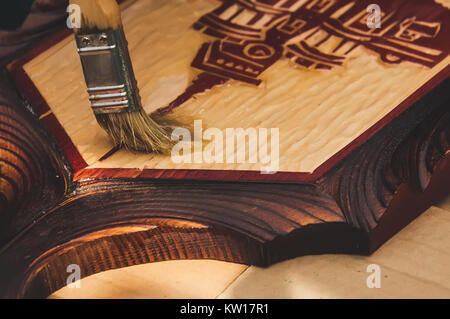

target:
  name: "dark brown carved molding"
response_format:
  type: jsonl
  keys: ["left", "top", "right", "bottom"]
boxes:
{"left": 0, "top": 69, "right": 70, "bottom": 242}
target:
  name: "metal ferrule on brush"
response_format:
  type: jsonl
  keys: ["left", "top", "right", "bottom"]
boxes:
{"left": 75, "top": 27, "right": 141, "bottom": 114}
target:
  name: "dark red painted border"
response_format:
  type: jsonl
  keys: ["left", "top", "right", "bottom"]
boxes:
{"left": 42, "top": 114, "right": 88, "bottom": 172}
{"left": 8, "top": 27, "right": 450, "bottom": 183}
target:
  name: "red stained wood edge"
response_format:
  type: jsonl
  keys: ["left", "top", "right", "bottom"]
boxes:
{"left": 42, "top": 114, "right": 87, "bottom": 172}
{"left": 74, "top": 168, "right": 316, "bottom": 182}
{"left": 8, "top": 27, "right": 450, "bottom": 183}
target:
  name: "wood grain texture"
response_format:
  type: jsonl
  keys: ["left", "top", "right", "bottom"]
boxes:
{"left": 0, "top": 0, "right": 448, "bottom": 299}
{"left": 0, "top": 70, "right": 70, "bottom": 243}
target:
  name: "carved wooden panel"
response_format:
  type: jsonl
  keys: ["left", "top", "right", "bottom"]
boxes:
{"left": 0, "top": 0, "right": 449, "bottom": 298}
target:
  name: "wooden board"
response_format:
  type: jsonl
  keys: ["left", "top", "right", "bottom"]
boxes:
{"left": 0, "top": 0, "right": 449, "bottom": 298}
{"left": 19, "top": 0, "right": 450, "bottom": 181}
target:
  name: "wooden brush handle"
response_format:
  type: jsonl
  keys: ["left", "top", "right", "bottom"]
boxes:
{"left": 70, "top": 0, "right": 122, "bottom": 31}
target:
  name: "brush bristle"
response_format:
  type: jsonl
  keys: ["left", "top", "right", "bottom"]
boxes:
{"left": 71, "top": 0, "right": 122, "bottom": 31}
{"left": 95, "top": 110, "right": 174, "bottom": 153}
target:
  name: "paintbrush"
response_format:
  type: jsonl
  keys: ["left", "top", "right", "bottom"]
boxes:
{"left": 70, "top": 0, "right": 173, "bottom": 153}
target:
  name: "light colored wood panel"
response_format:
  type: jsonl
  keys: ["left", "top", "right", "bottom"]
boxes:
{"left": 24, "top": 0, "right": 449, "bottom": 173}
{"left": 219, "top": 206, "right": 450, "bottom": 299}
{"left": 49, "top": 260, "right": 248, "bottom": 299}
